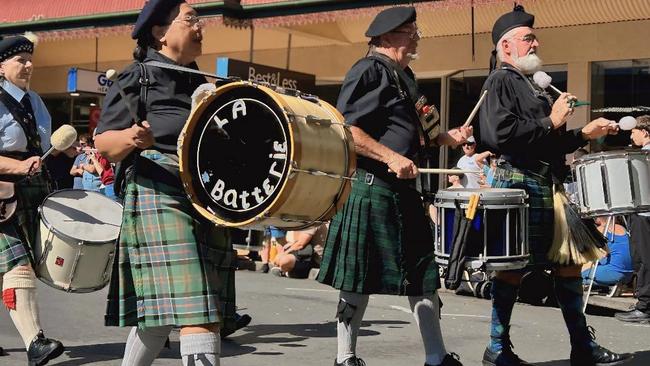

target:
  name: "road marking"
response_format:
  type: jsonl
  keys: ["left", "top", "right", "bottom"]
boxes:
{"left": 285, "top": 288, "right": 338, "bottom": 293}
{"left": 389, "top": 305, "right": 489, "bottom": 319}
{"left": 390, "top": 305, "right": 412, "bottom": 313}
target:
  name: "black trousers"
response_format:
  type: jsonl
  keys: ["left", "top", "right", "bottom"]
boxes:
{"left": 629, "top": 214, "right": 650, "bottom": 312}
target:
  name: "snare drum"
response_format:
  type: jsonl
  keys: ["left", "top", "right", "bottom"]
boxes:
{"left": 434, "top": 188, "right": 529, "bottom": 271}
{"left": 574, "top": 150, "right": 650, "bottom": 217}
{"left": 178, "top": 81, "right": 355, "bottom": 229}
{"left": 35, "top": 190, "right": 123, "bottom": 293}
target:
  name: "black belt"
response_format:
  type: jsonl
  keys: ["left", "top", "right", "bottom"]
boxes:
{"left": 357, "top": 169, "right": 416, "bottom": 190}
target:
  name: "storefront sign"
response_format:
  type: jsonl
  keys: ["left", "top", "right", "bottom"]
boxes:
{"left": 67, "top": 68, "right": 113, "bottom": 94}
{"left": 216, "top": 58, "right": 316, "bottom": 93}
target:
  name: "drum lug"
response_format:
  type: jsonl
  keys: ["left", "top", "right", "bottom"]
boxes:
{"left": 290, "top": 161, "right": 356, "bottom": 181}
{"left": 65, "top": 243, "right": 84, "bottom": 292}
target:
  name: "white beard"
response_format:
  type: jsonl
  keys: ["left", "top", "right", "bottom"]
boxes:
{"left": 513, "top": 51, "right": 543, "bottom": 74}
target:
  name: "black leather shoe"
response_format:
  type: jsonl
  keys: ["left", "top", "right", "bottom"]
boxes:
{"left": 570, "top": 344, "right": 632, "bottom": 366}
{"left": 425, "top": 352, "right": 463, "bottom": 365}
{"left": 614, "top": 309, "right": 650, "bottom": 323}
{"left": 221, "top": 312, "right": 252, "bottom": 339}
{"left": 570, "top": 327, "right": 633, "bottom": 366}
{"left": 27, "top": 332, "right": 64, "bottom": 366}
{"left": 334, "top": 356, "right": 366, "bottom": 366}
{"left": 482, "top": 347, "right": 532, "bottom": 366}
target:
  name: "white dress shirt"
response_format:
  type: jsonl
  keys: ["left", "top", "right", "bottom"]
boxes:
{"left": 0, "top": 79, "right": 51, "bottom": 153}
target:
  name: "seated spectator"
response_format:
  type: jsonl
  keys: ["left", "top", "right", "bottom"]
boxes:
{"left": 582, "top": 216, "right": 634, "bottom": 286}
{"left": 259, "top": 226, "right": 286, "bottom": 273}
{"left": 271, "top": 223, "right": 328, "bottom": 278}
{"left": 456, "top": 136, "right": 481, "bottom": 188}
{"left": 475, "top": 153, "right": 497, "bottom": 187}
{"left": 447, "top": 168, "right": 464, "bottom": 189}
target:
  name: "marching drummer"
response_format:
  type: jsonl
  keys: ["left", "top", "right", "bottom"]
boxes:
{"left": 94, "top": 1, "right": 239, "bottom": 364}
{"left": 316, "top": 6, "right": 471, "bottom": 366}
{"left": 0, "top": 34, "right": 65, "bottom": 364}
{"left": 478, "top": 5, "right": 629, "bottom": 366}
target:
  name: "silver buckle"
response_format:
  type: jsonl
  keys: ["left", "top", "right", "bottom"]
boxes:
{"left": 364, "top": 172, "right": 374, "bottom": 185}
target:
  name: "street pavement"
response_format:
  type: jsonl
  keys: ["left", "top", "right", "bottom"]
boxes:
{"left": 0, "top": 270, "right": 648, "bottom": 365}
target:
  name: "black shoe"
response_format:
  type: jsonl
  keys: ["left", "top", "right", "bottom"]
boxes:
{"left": 260, "top": 263, "right": 270, "bottom": 273}
{"left": 220, "top": 312, "right": 252, "bottom": 339}
{"left": 334, "top": 356, "right": 366, "bottom": 366}
{"left": 0, "top": 346, "right": 4, "bottom": 356}
{"left": 27, "top": 331, "right": 64, "bottom": 366}
{"left": 482, "top": 347, "right": 532, "bottom": 366}
{"left": 570, "top": 327, "right": 633, "bottom": 366}
{"left": 426, "top": 352, "right": 463, "bottom": 365}
{"left": 614, "top": 309, "right": 650, "bottom": 323}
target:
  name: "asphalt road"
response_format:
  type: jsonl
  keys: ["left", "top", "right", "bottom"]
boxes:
{"left": 0, "top": 270, "right": 648, "bottom": 365}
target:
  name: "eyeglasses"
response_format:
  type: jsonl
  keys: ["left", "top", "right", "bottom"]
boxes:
{"left": 391, "top": 28, "right": 422, "bottom": 41}
{"left": 172, "top": 15, "right": 204, "bottom": 28}
{"left": 462, "top": 142, "right": 475, "bottom": 147}
{"left": 512, "top": 33, "right": 537, "bottom": 44}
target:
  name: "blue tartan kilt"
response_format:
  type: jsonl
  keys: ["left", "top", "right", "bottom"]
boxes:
{"left": 492, "top": 164, "right": 554, "bottom": 269}
{"left": 317, "top": 179, "right": 440, "bottom": 296}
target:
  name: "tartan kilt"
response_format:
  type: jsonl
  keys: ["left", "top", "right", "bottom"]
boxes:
{"left": 105, "top": 151, "right": 236, "bottom": 330}
{"left": 492, "top": 164, "right": 554, "bottom": 268}
{"left": 0, "top": 172, "right": 51, "bottom": 274}
{"left": 317, "top": 180, "right": 440, "bottom": 296}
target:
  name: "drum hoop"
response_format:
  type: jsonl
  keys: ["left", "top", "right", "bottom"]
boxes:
{"left": 38, "top": 189, "right": 123, "bottom": 245}
{"left": 179, "top": 81, "right": 296, "bottom": 227}
{"left": 434, "top": 203, "right": 528, "bottom": 209}
{"left": 575, "top": 150, "right": 650, "bottom": 163}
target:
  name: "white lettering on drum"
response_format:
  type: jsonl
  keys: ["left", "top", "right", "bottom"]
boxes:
{"left": 263, "top": 178, "right": 274, "bottom": 196}
{"left": 213, "top": 115, "right": 229, "bottom": 129}
{"left": 211, "top": 179, "right": 225, "bottom": 201}
{"left": 269, "top": 162, "right": 283, "bottom": 179}
{"left": 232, "top": 100, "right": 247, "bottom": 120}
{"left": 224, "top": 189, "right": 238, "bottom": 208}
{"left": 251, "top": 187, "right": 264, "bottom": 204}
{"left": 273, "top": 141, "right": 287, "bottom": 153}
{"left": 240, "top": 191, "right": 251, "bottom": 210}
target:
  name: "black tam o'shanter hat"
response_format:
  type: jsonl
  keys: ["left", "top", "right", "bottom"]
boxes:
{"left": 0, "top": 35, "right": 34, "bottom": 63}
{"left": 132, "top": 0, "right": 184, "bottom": 40}
{"left": 365, "top": 6, "right": 417, "bottom": 38}
{"left": 489, "top": 4, "right": 535, "bottom": 72}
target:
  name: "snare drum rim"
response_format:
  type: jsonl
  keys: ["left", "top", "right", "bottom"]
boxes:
{"left": 574, "top": 149, "right": 650, "bottom": 164}
{"left": 38, "top": 189, "right": 124, "bottom": 246}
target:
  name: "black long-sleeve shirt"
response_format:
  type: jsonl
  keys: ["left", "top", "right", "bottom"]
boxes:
{"left": 478, "top": 63, "right": 587, "bottom": 175}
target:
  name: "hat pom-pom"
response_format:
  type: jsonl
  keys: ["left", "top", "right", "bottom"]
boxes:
{"left": 23, "top": 32, "right": 38, "bottom": 46}
{"left": 514, "top": 4, "right": 525, "bottom": 12}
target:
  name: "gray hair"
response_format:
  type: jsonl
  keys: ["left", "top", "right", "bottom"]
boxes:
{"left": 495, "top": 27, "right": 521, "bottom": 63}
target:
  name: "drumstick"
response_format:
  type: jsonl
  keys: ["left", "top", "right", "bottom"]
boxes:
{"left": 419, "top": 168, "right": 481, "bottom": 174}
{"left": 462, "top": 90, "right": 488, "bottom": 128}
{"left": 106, "top": 69, "right": 143, "bottom": 127}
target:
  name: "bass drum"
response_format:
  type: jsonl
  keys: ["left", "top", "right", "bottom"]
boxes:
{"left": 179, "top": 82, "right": 355, "bottom": 229}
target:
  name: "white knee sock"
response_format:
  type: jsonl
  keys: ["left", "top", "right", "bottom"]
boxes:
{"left": 3, "top": 266, "right": 40, "bottom": 349}
{"left": 409, "top": 293, "right": 447, "bottom": 366}
{"left": 121, "top": 325, "right": 172, "bottom": 366}
{"left": 180, "top": 332, "right": 220, "bottom": 366}
{"left": 336, "top": 291, "right": 369, "bottom": 363}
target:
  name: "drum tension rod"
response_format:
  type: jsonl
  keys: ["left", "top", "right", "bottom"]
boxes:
{"left": 290, "top": 161, "right": 356, "bottom": 181}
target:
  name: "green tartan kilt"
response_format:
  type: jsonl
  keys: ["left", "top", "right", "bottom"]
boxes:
{"left": 105, "top": 151, "right": 236, "bottom": 330}
{"left": 317, "top": 180, "right": 440, "bottom": 296}
{"left": 0, "top": 173, "right": 51, "bottom": 274}
{"left": 492, "top": 164, "right": 554, "bottom": 268}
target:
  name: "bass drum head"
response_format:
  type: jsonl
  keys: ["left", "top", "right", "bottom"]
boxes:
{"left": 180, "top": 82, "right": 292, "bottom": 226}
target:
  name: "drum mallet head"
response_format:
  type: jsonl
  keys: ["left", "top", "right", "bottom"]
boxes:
{"left": 106, "top": 69, "right": 143, "bottom": 127}
{"left": 42, "top": 124, "right": 77, "bottom": 160}
{"left": 617, "top": 116, "right": 637, "bottom": 131}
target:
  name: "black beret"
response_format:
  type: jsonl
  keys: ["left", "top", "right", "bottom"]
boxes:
{"left": 491, "top": 5, "right": 534, "bottom": 45}
{"left": 365, "top": 6, "right": 417, "bottom": 38}
{"left": 0, "top": 36, "right": 34, "bottom": 62}
{"left": 131, "top": 0, "right": 184, "bottom": 40}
